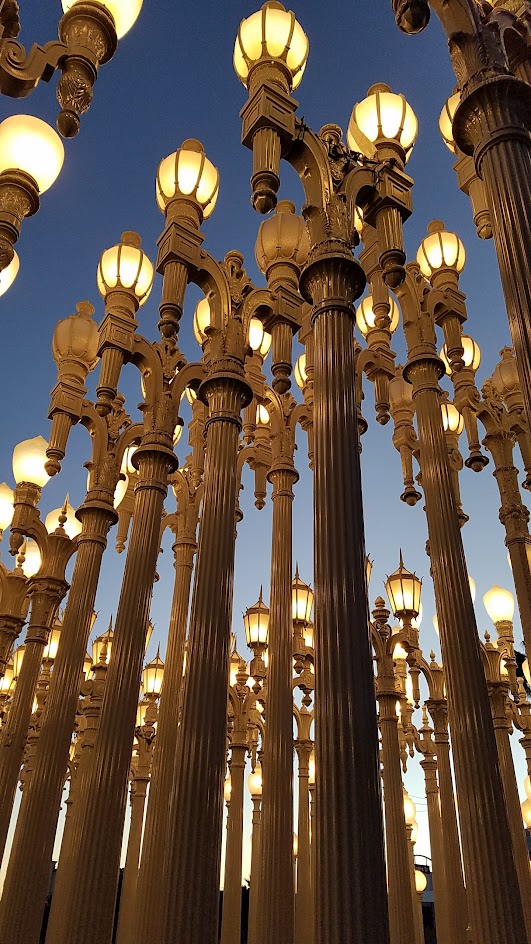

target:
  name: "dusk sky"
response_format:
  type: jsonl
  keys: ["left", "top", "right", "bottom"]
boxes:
{"left": 0, "top": 1, "right": 527, "bottom": 871}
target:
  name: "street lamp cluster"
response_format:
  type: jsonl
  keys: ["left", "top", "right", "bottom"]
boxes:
{"left": 0, "top": 2, "right": 530, "bottom": 944}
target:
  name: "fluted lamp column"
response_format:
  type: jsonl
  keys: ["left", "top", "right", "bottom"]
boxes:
{"left": 247, "top": 763, "right": 263, "bottom": 944}
{"left": 220, "top": 726, "right": 247, "bottom": 944}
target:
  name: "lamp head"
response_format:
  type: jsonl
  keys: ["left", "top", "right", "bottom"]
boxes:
{"left": 234, "top": 2, "right": 309, "bottom": 93}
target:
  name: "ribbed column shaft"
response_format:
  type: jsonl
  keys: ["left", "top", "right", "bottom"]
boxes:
{"left": 430, "top": 710, "right": 467, "bottom": 944}
{"left": 379, "top": 697, "right": 416, "bottom": 944}
{"left": 133, "top": 539, "right": 195, "bottom": 944}
{"left": 0, "top": 507, "right": 113, "bottom": 944}
{"left": 310, "top": 286, "right": 388, "bottom": 944}
{"left": 406, "top": 829, "right": 423, "bottom": 944}
{"left": 0, "top": 581, "right": 64, "bottom": 861}
{"left": 162, "top": 376, "right": 248, "bottom": 944}
{"left": 420, "top": 758, "right": 451, "bottom": 944}
{"left": 247, "top": 797, "right": 262, "bottom": 944}
{"left": 411, "top": 358, "right": 527, "bottom": 943}
{"left": 220, "top": 743, "right": 247, "bottom": 944}
{"left": 294, "top": 742, "right": 312, "bottom": 944}
{"left": 492, "top": 696, "right": 531, "bottom": 938}
{"left": 484, "top": 431, "right": 531, "bottom": 658}
{"left": 115, "top": 766, "right": 150, "bottom": 944}
{"left": 45, "top": 447, "right": 172, "bottom": 944}
{"left": 260, "top": 466, "right": 296, "bottom": 944}
{"left": 0, "top": 618, "right": 24, "bottom": 675}
{"left": 472, "top": 104, "right": 531, "bottom": 436}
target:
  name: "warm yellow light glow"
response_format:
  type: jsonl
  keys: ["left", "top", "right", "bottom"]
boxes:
{"left": 347, "top": 84, "right": 417, "bottom": 161}
{"left": 256, "top": 404, "right": 270, "bottom": 426}
{"left": 0, "top": 483, "right": 14, "bottom": 532}
{"left": 525, "top": 775, "right": 531, "bottom": 802}
{"left": 249, "top": 317, "right": 272, "bottom": 357}
{"left": 417, "top": 222, "right": 466, "bottom": 278}
{"left": 234, "top": 3, "right": 309, "bottom": 91}
{"left": 294, "top": 353, "right": 307, "bottom": 390}
{"left": 293, "top": 833, "right": 298, "bottom": 857}
{"left": 308, "top": 750, "right": 315, "bottom": 786}
{"left": 483, "top": 585, "right": 514, "bottom": 624}
{"left": 441, "top": 401, "right": 464, "bottom": 436}
{"left": 12, "top": 436, "right": 50, "bottom": 487}
{"left": 440, "top": 336, "right": 481, "bottom": 375}
{"left": 248, "top": 763, "right": 263, "bottom": 798}
{"left": 405, "top": 675, "right": 414, "bottom": 705}
{"left": 185, "top": 386, "right": 197, "bottom": 405}
{"left": 83, "top": 652, "right": 93, "bottom": 679}
{"left": 97, "top": 233, "right": 154, "bottom": 306}
{"left": 61, "top": 0, "right": 143, "bottom": 39}
{"left": 0, "top": 251, "right": 19, "bottom": 298}
{"left": 403, "top": 788, "right": 417, "bottom": 825}
{"left": 193, "top": 297, "right": 211, "bottom": 345}
{"left": 173, "top": 423, "right": 183, "bottom": 446}
{"left": 20, "top": 540, "right": 41, "bottom": 578}
{"left": 92, "top": 627, "right": 113, "bottom": 665}
{"left": 393, "top": 642, "right": 408, "bottom": 661}
{"left": 244, "top": 590, "right": 270, "bottom": 647}
{"left": 12, "top": 645, "right": 25, "bottom": 679}
{"left": 0, "top": 662, "right": 13, "bottom": 693}
{"left": 385, "top": 554, "right": 422, "bottom": 620}
{"left": 522, "top": 797, "right": 531, "bottom": 829}
{"left": 113, "top": 474, "right": 128, "bottom": 509}
{"left": 292, "top": 568, "right": 313, "bottom": 622}
{"left": 43, "top": 621, "right": 62, "bottom": 661}
{"left": 433, "top": 613, "right": 439, "bottom": 636}
{"left": 0, "top": 115, "right": 64, "bottom": 193}
{"left": 45, "top": 502, "right": 82, "bottom": 539}
{"left": 411, "top": 602, "right": 423, "bottom": 630}
{"left": 143, "top": 651, "right": 164, "bottom": 695}
{"left": 355, "top": 294, "right": 400, "bottom": 336}
{"left": 439, "top": 92, "right": 460, "bottom": 154}
{"left": 224, "top": 774, "right": 232, "bottom": 804}
{"left": 121, "top": 445, "right": 138, "bottom": 476}
{"left": 157, "top": 140, "right": 219, "bottom": 218}
{"left": 415, "top": 869, "right": 428, "bottom": 894}
{"left": 469, "top": 576, "right": 476, "bottom": 603}
{"left": 523, "top": 659, "right": 530, "bottom": 686}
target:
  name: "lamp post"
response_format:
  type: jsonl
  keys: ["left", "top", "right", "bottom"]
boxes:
{"left": 294, "top": 705, "right": 313, "bottom": 944}
{"left": 372, "top": 597, "right": 417, "bottom": 944}
{"left": 0, "top": 0, "right": 142, "bottom": 137}
{"left": 403, "top": 789, "right": 423, "bottom": 944}
{"left": 391, "top": 0, "right": 531, "bottom": 451}
{"left": 236, "top": 11, "right": 392, "bottom": 939}
{"left": 248, "top": 762, "right": 263, "bottom": 944}
{"left": 0, "top": 555, "right": 28, "bottom": 677}
{"left": 115, "top": 653, "right": 163, "bottom": 944}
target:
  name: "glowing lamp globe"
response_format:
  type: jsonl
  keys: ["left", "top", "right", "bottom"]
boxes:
{"left": 308, "top": 750, "right": 315, "bottom": 786}
{"left": 143, "top": 651, "right": 164, "bottom": 696}
{"left": 156, "top": 140, "right": 219, "bottom": 219}
{"left": 20, "top": 539, "right": 41, "bottom": 578}
{"left": 347, "top": 84, "right": 418, "bottom": 161}
{"left": 45, "top": 502, "right": 82, "bottom": 539}
{"left": 417, "top": 221, "right": 465, "bottom": 280}
{"left": 61, "top": 0, "right": 143, "bottom": 38}
{"left": 522, "top": 798, "right": 531, "bottom": 829}
{"left": 0, "top": 483, "right": 14, "bottom": 532}
{"left": 0, "top": 115, "right": 64, "bottom": 193}
{"left": 483, "top": 585, "right": 514, "bottom": 625}
{"left": 256, "top": 404, "right": 270, "bottom": 426}
{"left": 439, "top": 92, "right": 460, "bottom": 154}
{"left": 248, "top": 764, "right": 263, "bottom": 798}
{"left": 12, "top": 436, "right": 50, "bottom": 487}
{"left": 355, "top": 294, "right": 400, "bottom": 336}
{"left": 415, "top": 869, "right": 428, "bottom": 894}
{"left": 97, "top": 231, "right": 154, "bottom": 307}
{"left": 113, "top": 474, "right": 129, "bottom": 509}
{"left": 12, "top": 645, "right": 25, "bottom": 679}
{"left": 441, "top": 401, "right": 464, "bottom": 436}
{"left": 249, "top": 317, "right": 272, "bottom": 357}
{"left": 83, "top": 652, "right": 93, "bottom": 679}
{"left": 403, "top": 787, "right": 417, "bottom": 825}
{"left": 92, "top": 628, "right": 113, "bottom": 665}
{"left": 523, "top": 659, "right": 530, "bottom": 686}
{"left": 52, "top": 301, "right": 99, "bottom": 374}
{"left": 433, "top": 613, "right": 439, "bottom": 636}
{"left": 292, "top": 569, "right": 313, "bottom": 623}
{"left": 385, "top": 554, "right": 422, "bottom": 621}
{"left": 43, "top": 621, "right": 62, "bottom": 661}
{"left": 234, "top": 2, "right": 309, "bottom": 91}
{"left": 224, "top": 775, "right": 232, "bottom": 804}
{"left": 121, "top": 446, "right": 138, "bottom": 476}
{"left": 193, "top": 297, "right": 211, "bottom": 346}
{"left": 393, "top": 642, "right": 408, "bottom": 661}
{"left": 0, "top": 252, "right": 19, "bottom": 298}
{"left": 294, "top": 353, "right": 307, "bottom": 390}
{"left": 524, "top": 775, "right": 531, "bottom": 802}
{"left": 244, "top": 590, "right": 270, "bottom": 647}
{"left": 440, "top": 336, "right": 481, "bottom": 375}
{"left": 469, "top": 576, "right": 476, "bottom": 603}
{"left": 0, "top": 662, "right": 13, "bottom": 693}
